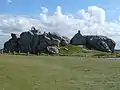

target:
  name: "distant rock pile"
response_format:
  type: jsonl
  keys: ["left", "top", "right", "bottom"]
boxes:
{"left": 70, "top": 31, "right": 116, "bottom": 53}
{"left": 85, "top": 36, "right": 116, "bottom": 53}
{"left": 3, "top": 27, "right": 70, "bottom": 54}
{"left": 3, "top": 27, "right": 116, "bottom": 54}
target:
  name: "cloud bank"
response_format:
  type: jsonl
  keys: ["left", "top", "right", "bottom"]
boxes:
{"left": 0, "top": 6, "right": 120, "bottom": 49}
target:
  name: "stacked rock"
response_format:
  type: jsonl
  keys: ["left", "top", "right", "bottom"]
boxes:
{"left": 3, "top": 26, "right": 70, "bottom": 54}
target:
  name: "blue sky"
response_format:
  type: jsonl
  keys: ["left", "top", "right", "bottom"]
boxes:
{"left": 0, "top": 0, "right": 120, "bottom": 48}
{"left": 0, "top": 0, "right": 120, "bottom": 20}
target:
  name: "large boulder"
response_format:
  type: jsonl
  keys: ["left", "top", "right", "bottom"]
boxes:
{"left": 105, "top": 38, "right": 116, "bottom": 53}
{"left": 47, "top": 32, "right": 62, "bottom": 40}
{"left": 37, "top": 33, "right": 60, "bottom": 53}
{"left": 11, "top": 33, "right": 18, "bottom": 40}
{"left": 4, "top": 40, "right": 14, "bottom": 52}
{"left": 31, "top": 31, "right": 41, "bottom": 53}
{"left": 4, "top": 33, "right": 19, "bottom": 52}
{"left": 47, "top": 46, "right": 59, "bottom": 54}
{"left": 4, "top": 39, "right": 18, "bottom": 52}
{"left": 31, "top": 26, "right": 39, "bottom": 34}
{"left": 85, "top": 36, "right": 116, "bottom": 52}
{"left": 46, "top": 38, "right": 60, "bottom": 47}
{"left": 18, "top": 31, "right": 33, "bottom": 53}
{"left": 36, "top": 34, "right": 49, "bottom": 53}
{"left": 60, "top": 36, "right": 70, "bottom": 46}
{"left": 18, "top": 27, "right": 41, "bottom": 53}
{"left": 70, "top": 30, "right": 86, "bottom": 45}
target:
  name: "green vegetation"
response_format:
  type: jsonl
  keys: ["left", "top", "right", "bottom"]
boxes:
{"left": 1, "top": 45, "right": 120, "bottom": 90}
{"left": 59, "top": 45, "right": 120, "bottom": 58}
{"left": 0, "top": 55, "right": 120, "bottom": 90}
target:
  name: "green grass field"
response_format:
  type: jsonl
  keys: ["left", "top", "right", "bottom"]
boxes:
{"left": 0, "top": 55, "right": 120, "bottom": 90}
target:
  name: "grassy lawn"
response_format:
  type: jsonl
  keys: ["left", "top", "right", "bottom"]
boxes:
{"left": 0, "top": 55, "right": 120, "bottom": 90}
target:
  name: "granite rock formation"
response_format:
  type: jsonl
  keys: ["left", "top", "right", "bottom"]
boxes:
{"left": 85, "top": 36, "right": 116, "bottom": 52}
{"left": 3, "top": 27, "right": 116, "bottom": 54}
{"left": 3, "top": 27, "right": 70, "bottom": 54}
{"left": 70, "top": 31, "right": 116, "bottom": 53}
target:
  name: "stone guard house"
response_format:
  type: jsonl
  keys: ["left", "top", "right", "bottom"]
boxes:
{"left": 70, "top": 30, "right": 86, "bottom": 45}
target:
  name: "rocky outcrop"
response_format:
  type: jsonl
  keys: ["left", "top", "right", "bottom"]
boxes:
{"left": 70, "top": 31, "right": 116, "bottom": 53}
{"left": 4, "top": 33, "right": 19, "bottom": 53}
{"left": 85, "top": 36, "right": 116, "bottom": 53}
{"left": 3, "top": 27, "right": 70, "bottom": 54}
{"left": 47, "top": 32, "right": 62, "bottom": 40}
{"left": 60, "top": 36, "right": 70, "bottom": 46}
{"left": 47, "top": 46, "right": 59, "bottom": 54}
{"left": 18, "top": 31, "right": 33, "bottom": 53}
{"left": 3, "top": 27, "right": 116, "bottom": 54}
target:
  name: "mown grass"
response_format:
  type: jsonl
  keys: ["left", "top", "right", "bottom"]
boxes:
{"left": 0, "top": 55, "right": 120, "bottom": 90}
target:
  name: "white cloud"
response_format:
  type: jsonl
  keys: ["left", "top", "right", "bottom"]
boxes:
{"left": 40, "top": 7, "right": 48, "bottom": 14}
{"left": 7, "top": 0, "right": 12, "bottom": 3}
{"left": 0, "top": 6, "right": 120, "bottom": 49}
